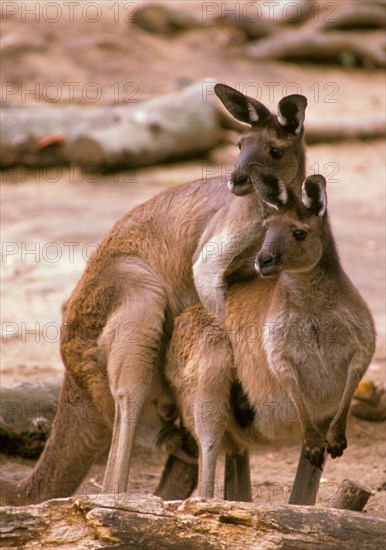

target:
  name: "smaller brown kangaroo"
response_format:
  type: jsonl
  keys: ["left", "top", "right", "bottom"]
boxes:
{"left": 165, "top": 171, "right": 376, "bottom": 504}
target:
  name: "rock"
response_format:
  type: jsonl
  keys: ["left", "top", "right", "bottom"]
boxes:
{"left": 0, "top": 34, "right": 47, "bottom": 56}
{"left": 351, "top": 381, "right": 386, "bottom": 421}
{"left": 132, "top": 5, "right": 203, "bottom": 35}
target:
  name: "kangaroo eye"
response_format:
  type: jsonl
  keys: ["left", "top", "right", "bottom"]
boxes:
{"left": 237, "top": 142, "right": 242, "bottom": 150}
{"left": 270, "top": 148, "right": 284, "bottom": 159}
{"left": 293, "top": 229, "right": 307, "bottom": 240}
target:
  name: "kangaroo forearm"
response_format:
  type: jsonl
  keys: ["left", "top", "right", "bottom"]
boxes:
{"left": 193, "top": 261, "right": 227, "bottom": 318}
{"left": 196, "top": 284, "right": 227, "bottom": 318}
{"left": 326, "top": 356, "right": 368, "bottom": 458}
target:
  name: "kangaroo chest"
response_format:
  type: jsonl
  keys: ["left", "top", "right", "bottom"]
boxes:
{"left": 265, "top": 307, "right": 355, "bottom": 402}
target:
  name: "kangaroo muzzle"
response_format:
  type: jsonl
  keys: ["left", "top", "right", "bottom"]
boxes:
{"left": 255, "top": 250, "right": 281, "bottom": 277}
{"left": 228, "top": 170, "right": 252, "bottom": 196}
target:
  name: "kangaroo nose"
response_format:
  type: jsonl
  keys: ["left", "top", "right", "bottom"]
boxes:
{"left": 258, "top": 252, "right": 274, "bottom": 268}
{"left": 233, "top": 174, "right": 249, "bottom": 187}
{"left": 228, "top": 171, "right": 252, "bottom": 196}
{"left": 255, "top": 252, "right": 277, "bottom": 276}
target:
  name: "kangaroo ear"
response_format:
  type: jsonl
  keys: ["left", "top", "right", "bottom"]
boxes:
{"left": 302, "top": 175, "right": 327, "bottom": 216}
{"left": 277, "top": 94, "right": 307, "bottom": 135}
{"left": 214, "top": 83, "right": 271, "bottom": 126}
{"left": 248, "top": 163, "right": 288, "bottom": 210}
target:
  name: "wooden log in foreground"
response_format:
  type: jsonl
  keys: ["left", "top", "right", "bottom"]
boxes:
{"left": 330, "top": 479, "right": 372, "bottom": 512}
{"left": 1, "top": 495, "right": 385, "bottom": 549}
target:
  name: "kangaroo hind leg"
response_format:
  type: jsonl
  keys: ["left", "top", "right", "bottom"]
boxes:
{"left": 289, "top": 421, "right": 329, "bottom": 505}
{"left": 224, "top": 450, "right": 252, "bottom": 502}
{"left": 101, "top": 260, "right": 167, "bottom": 494}
{"left": 193, "top": 325, "right": 234, "bottom": 499}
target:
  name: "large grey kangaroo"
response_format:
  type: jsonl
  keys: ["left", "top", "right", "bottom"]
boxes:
{"left": 1, "top": 84, "right": 308, "bottom": 505}
{"left": 165, "top": 171, "right": 376, "bottom": 504}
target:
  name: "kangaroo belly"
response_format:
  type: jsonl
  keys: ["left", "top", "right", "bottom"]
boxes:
{"left": 225, "top": 396, "right": 301, "bottom": 450}
{"left": 262, "top": 327, "right": 354, "bottom": 437}
{"left": 225, "top": 359, "right": 345, "bottom": 447}
{"left": 231, "top": 321, "right": 354, "bottom": 443}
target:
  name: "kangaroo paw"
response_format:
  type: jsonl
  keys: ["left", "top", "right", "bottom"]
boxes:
{"left": 326, "top": 429, "right": 347, "bottom": 459}
{"left": 303, "top": 429, "right": 325, "bottom": 469}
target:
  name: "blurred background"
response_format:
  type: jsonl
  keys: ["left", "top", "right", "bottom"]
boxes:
{"left": 1, "top": 0, "right": 385, "bottom": 516}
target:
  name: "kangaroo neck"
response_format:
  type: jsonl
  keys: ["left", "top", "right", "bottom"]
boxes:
{"left": 278, "top": 227, "right": 342, "bottom": 308}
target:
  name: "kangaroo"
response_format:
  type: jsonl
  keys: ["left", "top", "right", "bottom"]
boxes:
{"left": 165, "top": 171, "right": 376, "bottom": 503}
{"left": 0, "top": 85, "right": 308, "bottom": 505}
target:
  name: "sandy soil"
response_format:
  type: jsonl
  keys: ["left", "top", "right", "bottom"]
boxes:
{"left": 1, "top": 1, "right": 385, "bottom": 519}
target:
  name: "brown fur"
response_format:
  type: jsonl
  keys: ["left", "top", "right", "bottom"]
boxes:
{"left": 165, "top": 175, "right": 376, "bottom": 500}
{"left": 0, "top": 86, "right": 308, "bottom": 505}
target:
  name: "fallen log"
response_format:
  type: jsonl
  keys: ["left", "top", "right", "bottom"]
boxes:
{"left": 246, "top": 30, "right": 386, "bottom": 67}
{"left": 0, "top": 379, "right": 60, "bottom": 458}
{"left": 2, "top": 83, "right": 384, "bottom": 170}
{"left": 0, "top": 79, "right": 223, "bottom": 168}
{"left": 258, "top": 0, "right": 315, "bottom": 26}
{"left": 320, "top": 3, "right": 386, "bottom": 31}
{"left": 305, "top": 115, "right": 386, "bottom": 144}
{"left": 219, "top": 114, "right": 386, "bottom": 144}
{"left": 1, "top": 495, "right": 385, "bottom": 549}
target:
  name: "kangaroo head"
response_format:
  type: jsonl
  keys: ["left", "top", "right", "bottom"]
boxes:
{"left": 249, "top": 167, "right": 327, "bottom": 278}
{"left": 214, "top": 83, "right": 307, "bottom": 196}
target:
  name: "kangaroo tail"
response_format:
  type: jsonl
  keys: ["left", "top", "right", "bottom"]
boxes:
{"left": 0, "top": 372, "right": 111, "bottom": 505}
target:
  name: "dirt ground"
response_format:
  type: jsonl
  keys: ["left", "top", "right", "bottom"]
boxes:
{"left": 1, "top": 1, "right": 385, "bottom": 519}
